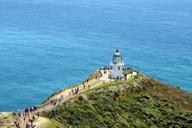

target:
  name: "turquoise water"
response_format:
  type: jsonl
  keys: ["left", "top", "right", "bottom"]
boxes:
{"left": 0, "top": 0, "right": 191, "bottom": 111}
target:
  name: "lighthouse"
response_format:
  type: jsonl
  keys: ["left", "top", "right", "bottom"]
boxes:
{"left": 111, "top": 50, "right": 124, "bottom": 79}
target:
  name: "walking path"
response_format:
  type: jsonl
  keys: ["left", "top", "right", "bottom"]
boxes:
{"left": 19, "top": 74, "right": 107, "bottom": 128}
{"left": 36, "top": 78, "right": 104, "bottom": 113}
{"left": 33, "top": 117, "right": 50, "bottom": 128}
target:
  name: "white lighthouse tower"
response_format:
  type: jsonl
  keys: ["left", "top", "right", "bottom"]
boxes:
{"left": 111, "top": 50, "right": 124, "bottom": 79}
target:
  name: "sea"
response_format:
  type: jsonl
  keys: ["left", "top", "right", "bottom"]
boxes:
{"left": 0, "top": 0, "right": 191, "bottom": 111}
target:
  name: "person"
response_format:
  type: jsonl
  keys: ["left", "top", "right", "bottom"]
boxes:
{"left": 32, "top": 116, "right": 35, "bottom": 121}
{"left": 14, "top": 121, "right": 20, "bottom": 128}
{"left": 37, "top": 112, "right": 40, "bottom": 119}
{"left": 18, "top": 112, "right": 21, "bottom": 117}
{"left": 14, "top": 121, "right": 17, "bottom": 127}
{"left": 26, "top": 121, "right": 30, "bottom": 128}
{"left": 77, "top": 87, "right": 79, "bottom": 94}
{"left": 61, "top": 94, "right": 64, "bottom": 100}
{"left": 17, "top": 122, "right": 20, "bottom": 128}
{"left": 30, "top": 119, "right": 34, "bottom": 127}
{"left": 22, "top": 112, "right": 25, "bottom": 118}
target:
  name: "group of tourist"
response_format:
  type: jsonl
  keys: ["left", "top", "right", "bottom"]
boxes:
{"left": 101, "top": 66, "right": 112, "bottom": 71}
{"left": 25, "top": 117, "right": 36, "bottom": 128}
{"left": 49, "top": 98, "right": 58, "bottom": 106}
{"left": 71, "top": 87, "right": 80, "bottom": 95}
{"left": 48, "top": 88, "right": 77, "bottom": 107}
{"left": 48, "top": 81, "right": 92, "bottom": 107}
{"left": 101, "top": 66, "right": 112, "bottom": 74}
{"left": 49, "top": 93, "right": 64, "bottom": 107}
{"left": 13, "top": 106, "right": 38, "bottom": 128}
{"left": 24, "top": 106, "right": 38, "bottom": 114}
{"left": 83, "top": 82, "right": 90, "bottom": 89}
{"left": 12, "top": 112, "right": 21, "bottom": 117}
{"left": 23, "top": 106, "right": 38, "bottom": 128}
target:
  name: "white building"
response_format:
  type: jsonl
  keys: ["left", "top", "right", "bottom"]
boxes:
{"left": 111, "top": 50, "right": 124, "bottom": 79}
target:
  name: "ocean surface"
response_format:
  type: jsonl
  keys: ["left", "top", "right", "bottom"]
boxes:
{"left": 0, "top": 0, "right": 191, "bottom": 111}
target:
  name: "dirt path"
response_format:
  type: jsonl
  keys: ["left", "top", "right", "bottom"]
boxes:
{"left": 18, "top": 70, "right": 109, "bottom": 128}
{"left": 34, "top": 117, "right": 49, "bottom": 128}
{"left": 18, "top": 78, "right": 105, "bottom": 128}
{"left": 36, "top": 78, "right": 104, "bottom": 113}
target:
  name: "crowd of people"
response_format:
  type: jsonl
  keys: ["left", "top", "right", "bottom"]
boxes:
{"left": 49, "top": 93, "right": 64, "bottom": 106}
{"left": 101, "top": 66, "right": 112, "bottom": 71}
{"left": 12, "top": 75, "right": 99, "bottom": 128}
{"left": 23, "top": 106, "right": 38, "bottom": 128}
{"left": 83, "top": 82, "right": 90, "bottom": 89}
{"left": 49, "top": 86, "right": 81, "bottom": 107}
{"left": 13, "top": 106, "right": 39, "bottom": 128}
{"left": 71, "top": 87, "right": 80, "bottom": 95}
{"left": 25, "top": 117, "right": 36, "bottom": 128}
{"left": 49, "top": 98, "right": 58, "bottom": 106}
{"left": 48, "top": 82, "right": 93, "bottom": 108}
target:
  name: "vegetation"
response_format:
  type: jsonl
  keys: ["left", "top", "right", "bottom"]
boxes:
{"left": 43, "top": 74, "right": 192, "bottom": 128}
{"left": 37, "top": 117, "right": 62, "bottom": 128}
{"left": 0, "top": 112, "right": 17, "bottom": 128}
{"left": 123, "top": 69, "right": 133, "bottom": 75}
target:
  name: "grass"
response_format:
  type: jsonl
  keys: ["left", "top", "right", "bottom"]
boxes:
{"left": 83, "top": 77, "right": 135, "bottom": 94}
{"left": 0, "top": 112, "right": 11, "bottom": 120}
{"left": 123, "top": 69, "right": 133, "bottom": 75}
{"left": 37, "top": 117, "right": 62, "bottom": 128}
{"left": 0, "top": 112, "right": 18, "bottom": 128}
{"left": 39, "top": 121, "right": 59, "bottom": 128}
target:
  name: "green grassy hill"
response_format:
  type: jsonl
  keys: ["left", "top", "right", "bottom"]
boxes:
{"left": 42, "top": 74, "right": 192, "bottom": 128}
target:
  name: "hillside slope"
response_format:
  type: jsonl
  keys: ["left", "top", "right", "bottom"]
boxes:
{"left": 43, "top": 74, "right": 192, "bottom": 128}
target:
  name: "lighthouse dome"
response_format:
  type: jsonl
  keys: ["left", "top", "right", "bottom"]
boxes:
{"left": 113, "top": 49, "right": 121, "bottom": 57}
